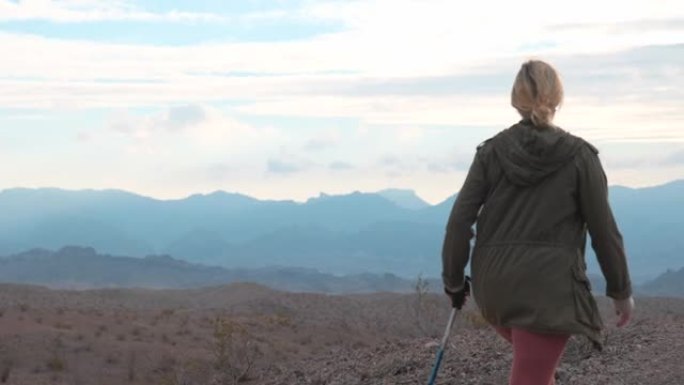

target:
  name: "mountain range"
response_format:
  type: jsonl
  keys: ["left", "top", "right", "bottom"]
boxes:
{"left": 0, "top": 181, "right": 682, "bottom": 282}
{"left": 0, "top": 246, "right": 431, "bottom": 293}
{"left": 0, "top": 246, "right": 680, "bottom": 297}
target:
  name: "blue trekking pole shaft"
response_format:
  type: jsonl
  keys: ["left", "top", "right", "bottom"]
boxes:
{"left": 427, "top": 307, "right": 458, "bottom": 385}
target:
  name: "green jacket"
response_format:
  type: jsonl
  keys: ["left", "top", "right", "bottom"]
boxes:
{"left": 442, "top": 120, "right": 632, "bottom": 346}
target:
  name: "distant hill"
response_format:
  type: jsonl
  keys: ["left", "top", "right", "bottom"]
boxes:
{"left": 0, "top": 246, "right": 680, "bottom": 298}
{"left": 377, "top": 189, "right": 430, "bottom": 210}
{"left": 0, "top": 181, "right": 683, "bottom": 281}
{"left": 641, "top": 267, "right": 684, "bottom": 297}
{"left": 0, "top": 246, "right": 435, "bottom": 293}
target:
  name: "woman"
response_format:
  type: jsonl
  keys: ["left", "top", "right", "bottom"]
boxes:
{"left": 441, "top": 60, "right": 635, "bottom": 385}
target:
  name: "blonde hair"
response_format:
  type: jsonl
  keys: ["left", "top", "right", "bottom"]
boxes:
{"left": 511, "top": 60, "right": 564, "bottom": 127}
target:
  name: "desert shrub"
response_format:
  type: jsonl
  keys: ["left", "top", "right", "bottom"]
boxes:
{"left": 161, "top": 334, "right": 172, "bottom": 344}
{"left": 413, "top": 274, "right": 429, "bottom": 333}
{"left": 127, "top": 351, "right": 136, "bottom": 382}
{"left": 267, "top": 314, "right": 292, "bottom": 328}
{"left": 413, "top": 274, "right": 441, "bottom": 336}
{"left": 0, "top": 359, "right": 12, "bottom": 383}
{"left": 156, "top": 357, "right": 210, "bottom": 385}
{"left": 47, "top": 336, "right": 66, "bottom": 372}
{"left": 105, "top": 353, "right": 120, "bottom": 365}
{"left": 54, "top": 322, "right": 73, "bottom": 330}
{"left": 211, "top": 317, "right": 262, "bottom": 385}
{"left": 46, "top": 355, "right": 65, "bottom": 372}
{"left": 95, "top": 324, "right": 108, "bottom": 338}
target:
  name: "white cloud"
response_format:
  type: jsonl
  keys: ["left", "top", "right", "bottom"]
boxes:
{"left": 107, "top": 105, "right": 276, "bottom": 150}
{"left": 396, "top": 127, "right": 424, "bottom": 144}
{"left": 303, "top": 128, "right": 342, "bottom": 151}
{"left": 0, "top": 0, "right": 225, "bottom": 22}
{"left": 328, "top": 161, "right": 354, "bottom": 171}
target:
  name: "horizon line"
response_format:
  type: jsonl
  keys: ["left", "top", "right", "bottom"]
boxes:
{"left": 2, "top": 177, "right": 683, "bottom": 206}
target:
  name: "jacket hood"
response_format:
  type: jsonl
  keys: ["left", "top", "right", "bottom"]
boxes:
{"left": 492, "top": 120, "right": 584, "bottom": 186}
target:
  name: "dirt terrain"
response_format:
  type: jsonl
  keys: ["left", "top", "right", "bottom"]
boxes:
{"left": 0, "top": 283, "right": 681, "bottom": 384}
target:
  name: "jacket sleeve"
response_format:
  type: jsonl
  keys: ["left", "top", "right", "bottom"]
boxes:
{"left": 442, "top": 151, "right": 488, "bottom": 292}
{"left": 576, "top": 145, "right": 632, "bottom": 300}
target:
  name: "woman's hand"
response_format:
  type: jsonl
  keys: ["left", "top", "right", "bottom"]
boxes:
{"left": 614, "top": 296, "right": 634, "bottom": 327}
{"left": 444, "top": 276, "right": 471, "bottom": 310}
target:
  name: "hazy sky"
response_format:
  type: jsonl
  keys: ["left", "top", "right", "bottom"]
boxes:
{"left": 1, "top": 0, "right": 683, "bottom": 204}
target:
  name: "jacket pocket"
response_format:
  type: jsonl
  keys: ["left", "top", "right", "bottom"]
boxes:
{"left": 571, "top": 266, "right": 602, "bottom": 330}
{"left": 573, "top": 265, "right": 592, "bottom": 292}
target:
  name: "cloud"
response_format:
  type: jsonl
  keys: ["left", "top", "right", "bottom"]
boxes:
{"left": 601, "top": 143, "right": 684, "bottom": 170}
{"left": 328, "top": 161, "right": 354, "bottom": 170}
{"left": 76, "top": 131, "right": 91, "bottom": 142}
{"left": 662, "top": 149, "right": 684, "bottom": 166}
{"left": 165, "top": 105, "right": 207, "bottom": 131}
{"left": 204, "top": 163, "right": 238, "bottom": 181}
{"left": 303, "top": 129, "right": 342, "bottom": 151}
{"left": 426, "top": 151, "right": 475, "bottom": 173}
{"left": 553, "top": 17, "right": 684, "bottom": 34}
{"left": 396, "top": 127, "right": 425, "bottom": 144}
{"left": 0, "top": 0, "right": 226, "bottom": 23}
{"left": 376, "top": 155, "right": 420, "bottom": 177}
{"left": 110, "top": 104, "right": 208, "bottom": 139}
{"left": 267, "top": 158, "right": 306, "bottom": 174}
{"left": 105, "top": 104, "right": 275, "bottom": 154}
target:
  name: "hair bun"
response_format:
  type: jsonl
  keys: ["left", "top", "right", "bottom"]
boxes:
{"left": 531, "top": 104, "right": 554, "bottom": 127}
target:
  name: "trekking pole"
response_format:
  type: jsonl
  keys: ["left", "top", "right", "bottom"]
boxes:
{"left": 427, "top": 307, "right": 458, "bottom": 385}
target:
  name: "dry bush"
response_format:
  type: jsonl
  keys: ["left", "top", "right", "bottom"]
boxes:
{"left": 46, "top": 336, "right": 67, "bottom": 372}
{"left": 127, "top": 351, "right": 137, "bottom": 382}
{"left": 54, "top": 322, "right": 73, "bottom": 330}
{"left": 413, "top": 274, "right": 430, "bottom": 334}
{"left": 0, "top": 359, "right": 12, "bottom": 383}
{"left": 95, "top": 324, "right": 108, "bottom": 338}
{"left": 155, "top": 354, "right": 211, "bottom": 385}
{"left": 161, "top": 309, "right": 176, "bottom": 318}
{"left": 211, "top": 317, "right": 262, "bottom": 385}
{"left": 412, "top": 274, "right": 442, "bottom": 337}
{"left": 46, "top": 354, "right": 66, "bottom": 372}
{"left": 105, "top": 352, "right": 121, "bottom": 366}
{"left": 266, "top": 314, "right": 292, "bottom": 328}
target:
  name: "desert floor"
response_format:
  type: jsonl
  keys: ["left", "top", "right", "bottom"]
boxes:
{"left": 0, "top": 283, "right": 681, "bottom": 385}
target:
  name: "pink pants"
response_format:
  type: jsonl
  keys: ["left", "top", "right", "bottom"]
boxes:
{"left": 494, "top": 327, "right": 570, "bottom": 385}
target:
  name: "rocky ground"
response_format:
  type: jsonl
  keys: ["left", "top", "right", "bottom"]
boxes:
{"left": 0, "top": 284, "right": 681, "bottom": 384}
{"left": 262, "top": 313, "right": 684, "bottom": 385}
